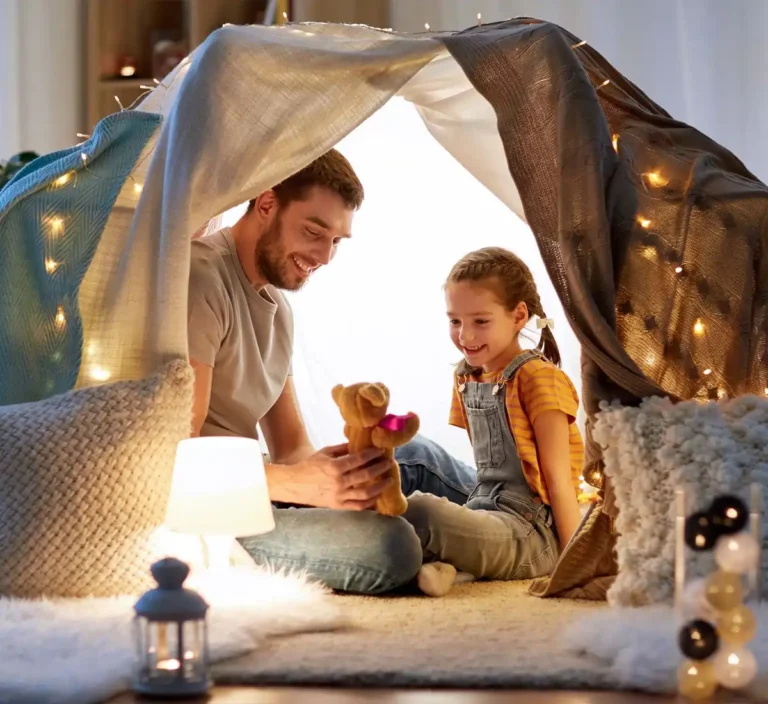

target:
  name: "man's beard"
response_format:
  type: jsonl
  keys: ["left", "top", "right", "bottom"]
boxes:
{"left": 254, "top": 215, "right": 306, "bottom": 292}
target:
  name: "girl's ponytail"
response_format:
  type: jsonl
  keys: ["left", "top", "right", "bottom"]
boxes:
{"left": 529, "top": 293, "right": 561, "bottom": 367}
{"left": 538, "top": 324, "right": 561, "bottom": 367}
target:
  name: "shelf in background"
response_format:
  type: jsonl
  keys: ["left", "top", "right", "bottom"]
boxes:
{"left": 85, "top": 0, "right": 288, "bottom": 129}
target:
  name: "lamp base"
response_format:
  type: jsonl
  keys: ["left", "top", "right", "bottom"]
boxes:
{"left": 132, "top": 676, "right": 212, "bottom": 699}
{"left": 202, "top": 535, "right": 233, "bottom": 572}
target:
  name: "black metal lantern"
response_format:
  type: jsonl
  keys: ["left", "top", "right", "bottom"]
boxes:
{"left": 133, "top": 557, "right": 211, "bottom": 698}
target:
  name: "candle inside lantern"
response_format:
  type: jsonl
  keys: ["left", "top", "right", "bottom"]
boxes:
{"left": 156, "top": 658, "right": 180, "bottom": 671}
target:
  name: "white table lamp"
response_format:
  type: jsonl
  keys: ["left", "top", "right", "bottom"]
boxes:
{"left": 164, "top": 437, "right": 275, "bottom": 572}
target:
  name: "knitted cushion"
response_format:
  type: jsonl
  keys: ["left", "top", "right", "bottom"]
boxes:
{"left": 594, "top": 394, "right": 768, "bottom": 607}
{"left": 0, "top": 360, "right": 193, "bottom": 598}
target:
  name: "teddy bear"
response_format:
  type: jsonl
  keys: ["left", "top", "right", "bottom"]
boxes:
{"left": 331, "top": 382, "right": 419, "bottom": 516}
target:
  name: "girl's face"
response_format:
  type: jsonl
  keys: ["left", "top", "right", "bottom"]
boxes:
{"left": 445, "top": 280, "right": 528, "bottom": 373}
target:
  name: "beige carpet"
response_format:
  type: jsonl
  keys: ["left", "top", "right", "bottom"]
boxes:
{"left": 213, "top": 580, "right": 619, "bottom": 689}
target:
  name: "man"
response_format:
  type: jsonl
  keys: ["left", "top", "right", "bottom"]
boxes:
{"left": 188, "top": 149, "right": 475, "bottom": 594}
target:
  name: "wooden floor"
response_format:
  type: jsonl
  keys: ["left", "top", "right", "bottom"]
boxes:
{"left": 110, "top": 686, "right": 679, "bottom": 702}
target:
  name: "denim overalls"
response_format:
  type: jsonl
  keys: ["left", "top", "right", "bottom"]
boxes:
{"left": 459, "top": 350, "right": 555, "bottom": 534}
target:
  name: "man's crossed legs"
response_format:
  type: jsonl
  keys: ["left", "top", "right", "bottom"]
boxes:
{"left": 239, "top": 435, "right": 475, "bottom": 594}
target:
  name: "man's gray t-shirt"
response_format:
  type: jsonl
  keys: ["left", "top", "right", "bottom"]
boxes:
{"left": 187, "top": 228, "right": 293, "bottom": 439}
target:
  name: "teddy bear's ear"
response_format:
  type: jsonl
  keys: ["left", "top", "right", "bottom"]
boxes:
{"left": 331, "top": 384, "right": 344, "bottom": 406}
{"left": 359, "top": 383, "right": 389, "bottom": 408}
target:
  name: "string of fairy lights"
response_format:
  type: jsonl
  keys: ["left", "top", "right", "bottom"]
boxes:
{"left": 569, "top": 35, "right": 768, "bottom": 405}
{"left": 41, "top": 13, "right": 766, "bottom": 411}
{"left": 43, "top": 73, "right": 175, "bottom": 384}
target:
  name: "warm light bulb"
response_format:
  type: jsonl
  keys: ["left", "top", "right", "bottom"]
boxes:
{"left": 45, "top": 258, "right": 59, "bottom": 273}
{"left": 55, "top": 306, "right": 66, "bottom": 328}
{"left": 120, "top": 65, "right": 136, "bottom": 77}
{"left": 645, "top": 171, "right": 668, "bottom": 187}
{"left": 597, "top": 79, "right": 610, "bottom": 90}
{"left": 90, "top": 366, "right": 111, "bottom": 382}
{"left": 612, "top": 134, "right": 619, "bottom": 152}
{"left": 675, "top": 266, "right": 684, "bottom": 274}
{"left": 693, "top": 319, "right": 705, "bottom": 336}
{"left": 638, "top": 217, "right": 651, "bottom": 228}
{"left": 49, "top": 217, "right": 64, "bottom": 235}
{"left": 641, "top": 246, "right": 657, "bottom": 261}
{"left": 703, "top": 368, "right": 712, "bottom": 376}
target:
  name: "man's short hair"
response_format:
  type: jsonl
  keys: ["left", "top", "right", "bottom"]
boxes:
{"left": 247, "top": 148, "right": 364, "bottom": 213}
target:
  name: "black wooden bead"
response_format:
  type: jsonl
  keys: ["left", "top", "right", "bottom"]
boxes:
{"left": 684, "top": 511, "right": 719, "bottom": 551}
{"left": 678, "top": 619, "right": 719, "bottom": 660}
{"left": 709, "top": 494, "right": 749, "bottom": 535}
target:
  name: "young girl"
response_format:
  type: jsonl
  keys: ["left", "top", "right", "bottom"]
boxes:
{"left": 406, "top": 246, "right": 584, "bottom": 597}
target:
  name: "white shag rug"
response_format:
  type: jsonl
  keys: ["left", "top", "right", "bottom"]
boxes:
{"left": 0, "top": 567, "right": 346, "bottom": 704}
{"left": 565, "top": 603, "right": 768, "bottom": 696}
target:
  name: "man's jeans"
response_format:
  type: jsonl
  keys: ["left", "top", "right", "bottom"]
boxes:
{"left": 239, "top": 435, "right": 476, "bottom": 594}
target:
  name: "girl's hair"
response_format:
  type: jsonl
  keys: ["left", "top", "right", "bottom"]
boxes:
{"left": 446, "top": 247, "right": 561, "bottom": 367}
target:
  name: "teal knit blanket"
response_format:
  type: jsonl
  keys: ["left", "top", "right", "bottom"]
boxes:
{"left": 0, "top": 111, "right": 162, "bottom": 405}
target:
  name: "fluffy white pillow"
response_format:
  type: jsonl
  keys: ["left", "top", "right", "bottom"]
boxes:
{"left": 594, "top": 394, "right": 768, "bottom": 607}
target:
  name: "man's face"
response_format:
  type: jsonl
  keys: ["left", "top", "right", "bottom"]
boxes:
{"left": 255, "top": 186, "right": 354, "bottom": 291}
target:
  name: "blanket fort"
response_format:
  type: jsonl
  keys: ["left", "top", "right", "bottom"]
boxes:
{"left": 0, "top": 18, "right": 765, "bottom": 600}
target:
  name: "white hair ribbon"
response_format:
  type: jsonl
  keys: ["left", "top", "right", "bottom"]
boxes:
{"left": 536, "top": 318, "right": 555, "bottom": 330}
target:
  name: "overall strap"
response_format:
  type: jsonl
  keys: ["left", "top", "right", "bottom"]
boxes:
{"left": 499, "top": 350, "right": 543, "bottom": 382}
{"left": 456, "top": 349, "right": 543, "bottom": 382}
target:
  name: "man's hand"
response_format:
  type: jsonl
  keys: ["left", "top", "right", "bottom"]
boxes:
{"left": 270, "top": 443, "right": 394, "bottom": 510}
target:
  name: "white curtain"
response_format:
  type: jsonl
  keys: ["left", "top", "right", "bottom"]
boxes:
{"left": 0, "top": 0, "right": 21, "bottom": 158}
{"left": 389, "top": 0, "right": 768, "bottom": 184}
{"left": 0, "top": 0, "right": 82, "bottom": 158}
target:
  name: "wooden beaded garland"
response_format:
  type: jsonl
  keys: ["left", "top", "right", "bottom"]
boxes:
{"left": 677, "top": 493, "right": 759, "bottom": 698}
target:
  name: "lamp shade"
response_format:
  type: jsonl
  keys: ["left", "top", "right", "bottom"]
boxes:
{"left": 164, "top": 437, "right": 275, "bottom": 537}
